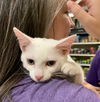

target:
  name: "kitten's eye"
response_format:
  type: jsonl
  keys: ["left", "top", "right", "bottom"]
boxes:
{"left": 46, "top": 61, "right": 56, "bottom": 66}
{"left": 27, "top": 59, "right": 35, "bottom": 65}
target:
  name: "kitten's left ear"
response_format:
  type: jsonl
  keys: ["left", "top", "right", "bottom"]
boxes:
{"left": 13, "top": 27, "right": 32, "bottom": 51}
{"left": 55, "top": 35, "right": 76, "bottom": 55}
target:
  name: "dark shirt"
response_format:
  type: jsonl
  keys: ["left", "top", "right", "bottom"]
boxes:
{"left": 86, "top": 49, "right": 100, "bottom": 87}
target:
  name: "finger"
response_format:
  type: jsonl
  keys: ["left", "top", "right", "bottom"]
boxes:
{"left": 89, "top": 87, "right": 100, "bottom": 97}
{"left": 67, "top": 0, "right": 100, "bottom": 39}
{"left": 97, "top": 90, "right": 100, "bottom": 94}
{"left": 66, "top": 1, "right": 97, "bottom": 36}
{"left": 67, "top": 1, "right": 94, "bottom": 24}
{"left": 95, "top": 87, "right": 100, "bottom": 91}
{"left": 90, "top": 89, "right": 100, "bottom": 97}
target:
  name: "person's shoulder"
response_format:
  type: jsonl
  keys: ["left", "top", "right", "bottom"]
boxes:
{"left": 10, "top": 78, "right": 79, "bottom": 102}
{"left": 93, "top": 49, "right": 100, "bottom": 62}
{"left": 69, "top": 86, "right": 100, "bottom": 102}
{"left": 10, "top": 77, "right": 100, "bottom": 102}
{"left": 96, "top": 49, "right": 100, "bottom": 56}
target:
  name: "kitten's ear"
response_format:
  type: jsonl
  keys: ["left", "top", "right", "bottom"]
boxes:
{"left": 13, "top": 27, "right": 31, "bottom": 51}
{"left": 55, "top": 35, "right": 76, "bottom": 55}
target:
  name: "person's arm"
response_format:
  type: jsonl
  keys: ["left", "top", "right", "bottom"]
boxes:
{"left": 82, "top": 50, "right": 100, "bottom": 97}
{"left": 67, "top": 0, "right": 100, "bottom": 39}
{"left": 86, "top": 50, "right": 100, "bottom": 86}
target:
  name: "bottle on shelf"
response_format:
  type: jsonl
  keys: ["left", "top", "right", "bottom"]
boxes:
{"left": 70, "top": 47, "right": 97, "bottom": 54}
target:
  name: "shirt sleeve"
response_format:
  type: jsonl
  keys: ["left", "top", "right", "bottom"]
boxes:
{"left": 86, "top": 49, "right": 100, "bottom": 86}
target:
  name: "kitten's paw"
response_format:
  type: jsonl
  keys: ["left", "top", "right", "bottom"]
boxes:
{"left": 61, "top": 62, "right": 84, "bottom": 84}
{"left": 61, "top": 63, "right": 71, "bottom": 75}
{"left": 61, "top": 63, "right": 81, "bottom": 76}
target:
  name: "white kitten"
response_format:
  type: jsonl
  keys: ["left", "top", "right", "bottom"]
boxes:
{"left": 13, "top": 27, "right": 84, "bottom": 84}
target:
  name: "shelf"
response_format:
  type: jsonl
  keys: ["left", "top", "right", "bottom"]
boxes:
{"left": 70, "top": 54, "right": 95, "bottom": 57}
{"left": 73, "top": 42, "right": 100, "bottom": 45}
{"left": 80, "top": 64, "right": 90, "bottom": 67}
{"left": 70, "top": 28, "right": 86, "bottom": 34}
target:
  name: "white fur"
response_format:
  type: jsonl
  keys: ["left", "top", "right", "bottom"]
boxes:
{"left": 21, "top": 38, "right": 65, "bottom": 82}
{"left": 13, "top": 27, "right": 84, "bottom": 84}
{"left": 21, "top": 38, "right": 84, "bottom": 84}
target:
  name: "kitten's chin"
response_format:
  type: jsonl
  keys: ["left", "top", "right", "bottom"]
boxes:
{"left": 31, "top": 77, "right": 51, "bottom": 83}
{"left": 40, "top": 78, "right": 51, "bottom": 82}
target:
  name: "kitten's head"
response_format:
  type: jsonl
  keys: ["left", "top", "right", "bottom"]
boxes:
{"left": 13, "top": 27, "right": 76, "bottom": 82}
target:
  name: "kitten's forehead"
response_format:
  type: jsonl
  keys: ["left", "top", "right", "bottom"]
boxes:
{"left": 23, "top": 38, "right": 60, "bottom": 60}
{"left": 32, "top": 38, "right": 59, "bottom": 54}
{"left": 32, "top": 38, "right": 58, "bottom": 47}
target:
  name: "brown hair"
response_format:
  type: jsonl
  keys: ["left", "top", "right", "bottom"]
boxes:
{"left": 0, "top": 0, "right": 67, "bottom": 101}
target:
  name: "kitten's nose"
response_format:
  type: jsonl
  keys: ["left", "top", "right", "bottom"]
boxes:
{"left": 35, "top": 76, "right": 43, "bottom": 81}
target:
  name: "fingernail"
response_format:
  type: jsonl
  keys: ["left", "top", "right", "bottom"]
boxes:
{"left": 67, "top": 1, "right": 75, "bottom": 10}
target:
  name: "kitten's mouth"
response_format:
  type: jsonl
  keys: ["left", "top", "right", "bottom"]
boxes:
{"left": 32, "top": 76, "right": 51, "bottom": 83}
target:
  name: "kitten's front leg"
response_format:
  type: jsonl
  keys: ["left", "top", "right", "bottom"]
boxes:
{"left": 61, "top": 61, "right": 84, "bottom": 84}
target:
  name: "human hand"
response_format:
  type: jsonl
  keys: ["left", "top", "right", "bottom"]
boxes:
{"left": 83, "top": 81, "right": 100, "bottom": 98}
{"left": 67, "top": 0, "right": 100, "bottom": 39}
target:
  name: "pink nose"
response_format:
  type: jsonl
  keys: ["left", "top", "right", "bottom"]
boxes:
{"left": 35, "top": 76, "right": 43, "bottom": 81}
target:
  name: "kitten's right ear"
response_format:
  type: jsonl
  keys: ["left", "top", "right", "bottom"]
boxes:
{"left": 13, "top": 27, "right": 31, "bottom": 51}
